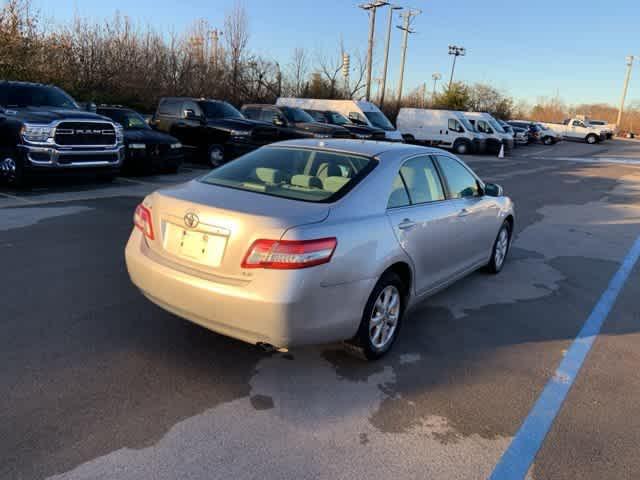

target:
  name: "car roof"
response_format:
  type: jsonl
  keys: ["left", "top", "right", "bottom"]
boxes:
{"left": 267, "top": 138, "right": 446, "bottom": 159}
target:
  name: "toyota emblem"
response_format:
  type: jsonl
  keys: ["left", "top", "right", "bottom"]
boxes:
{"left": 184, "top": 212, "right": 199, "bottom": 229}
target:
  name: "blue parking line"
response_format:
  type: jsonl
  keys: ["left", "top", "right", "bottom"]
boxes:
{"left": 489, "top": 234, "right": 640, "bottom": 480}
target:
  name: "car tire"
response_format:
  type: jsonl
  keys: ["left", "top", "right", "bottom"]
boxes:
{"left": 486, "top": 221, "right": 512, "bottom": 274}
{"left": 207, "top": 144, "right": 225, "bottom": 168}
{"left": 349, "top": 271, "right": 406, "bottom": 361}
{"left": 402, "top": 134, "right": 416, "bottom": 144}
{"left": 0, "top": 148, "right": 28, "bottom": 188}
{"left": 586, "top": 134, "right": 598, "bottom": 144}
{"left": 543, "top": 136, "right": 554, "bottom": 145}
{"left": 453, "top": 140, "right": 470, "bottom": 155}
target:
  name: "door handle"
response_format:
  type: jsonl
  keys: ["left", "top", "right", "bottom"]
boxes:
{"left": 398, "top": 219, "right": 417, "bottom": 230}
{"left": 458, "top": 208, "right": 472, "bottom": 217}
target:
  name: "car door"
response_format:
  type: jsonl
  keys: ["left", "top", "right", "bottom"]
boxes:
{"left": 386, "top": 155, "right": 462, "bottom": 295}
{"left": 569, "top": 120, "right": 585, "bottom": 139}
{"left": 177, "top": 100, "right": 204, "bottom": 150}
{"left": 433, "top": 154, "right": 498, "bottom": 271}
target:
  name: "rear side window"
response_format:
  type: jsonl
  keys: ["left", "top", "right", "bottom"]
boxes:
{"left": 448, "top": 119, "right": 462, "bottom": 131}
{"left": 387, "top": 156, "right": 445, "bottom": 208}
{"left": 158, "top": 99, "right": 181, "bottom": 116}
{"left": 200, "top": 147, "right": 376, "bottom": 203}
{"left": 435, "top": 155, "right": 479, "bottom": 198}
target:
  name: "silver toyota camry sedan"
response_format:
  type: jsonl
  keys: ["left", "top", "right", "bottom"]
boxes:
{"left": 125, "top": 139, "right": 515, "bottom": 360}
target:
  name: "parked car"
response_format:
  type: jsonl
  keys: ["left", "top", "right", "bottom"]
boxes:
{"left": 534, "top": 123, "right": 562, "bottom": 145}
{"left": 304, "top": 109, "right": 386, "bottom": 140}
{"left": 463, "top": 112, "right": 514, "bottom": 154}
{"left": 151, "top": 97, "right": 279, "bottom": 167}
{"left": 543, "top": 118, "right": 607, "bottom": 144}
{"left": 125, "top": 139, "right": 515, "bottom": 360}
{"left": 97, "top": 106, "right": 183, "bottom": 174}
{"left": 0, "top": 81, "right": 124, "bottom": 186}
{"left": 508, "top": 120, "right": 542, "bottom": 144}
{"left": 241, "top": 104, "right": 351, "bottom": 140}
{"left": 276, "top": 98, "right": 404, "bottom": 141}
{"left": 511, "top": 126, "right": 530, "bottom": 145}
{"left": 396, "top": 108, "right": 486, "bottom": 154}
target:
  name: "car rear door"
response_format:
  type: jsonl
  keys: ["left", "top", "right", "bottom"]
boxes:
{"left": 433, "top": 154, "right": 498, "bottom": 270}
{"left": 386, "top": 155, "right": 461, "bottom": 295}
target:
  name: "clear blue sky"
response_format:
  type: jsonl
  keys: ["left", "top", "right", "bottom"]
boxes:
{"left": 31, "top": 0, "right": 640, "bottom": 106}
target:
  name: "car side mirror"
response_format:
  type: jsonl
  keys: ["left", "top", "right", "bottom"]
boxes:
{"left": 184, "top": 109, "right": 198, "bottom": 120}
{"left": 484, "top": 183, "right": 503, "bottom": 197}
{"left": 80, "top": 102, "right": 97, "bottom": 113}
{"left": 273, "top": 115, "right": 286, "bottom": 126}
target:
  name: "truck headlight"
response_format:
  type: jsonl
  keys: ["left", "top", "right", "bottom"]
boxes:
{"left": 170, "top": 142, "right": 182, "bottom": 149}
{"left": 128, "top": 143, "right": 146, "bottom": 149}
{"left": 21, "top": 124, "right": 53, "bottom": 143}
{"left": 115, "top": 124, "right": 124, "bottom": 145}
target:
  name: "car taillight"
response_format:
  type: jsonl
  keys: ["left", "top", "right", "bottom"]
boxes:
{"left": 242, "top": 238, "right": 337, "bottom": 269}
{"left": 134, "top": 204, "right": 155, "bottom": 240}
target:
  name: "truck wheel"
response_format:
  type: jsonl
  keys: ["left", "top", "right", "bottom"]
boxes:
{"left": 453, "top": 140, "right": 470, "bottom": 155}
{"left": 586, "top": 134, "right": 598, "bottom": 144}
{"left": 0, "top": 149, "right": 28, "bottom": 187}
{"left": 207, "top": 145, "right": 225, "bottom": 168}
{"left": 402, "top": 134, "right": 416, "bottom": 144}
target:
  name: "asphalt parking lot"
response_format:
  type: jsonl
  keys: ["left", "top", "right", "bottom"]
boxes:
{"left": 2, "top": 139, "right": 640, "bottom": 480}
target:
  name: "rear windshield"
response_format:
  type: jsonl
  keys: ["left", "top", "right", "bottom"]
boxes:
{"left": 200, "top": 147, "right": 376, "bottom": 203}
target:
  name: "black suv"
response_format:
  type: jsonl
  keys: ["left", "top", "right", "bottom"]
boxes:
{"left": 97, "top": 106, "right": 183, "bottom": 174}
{"left": 0, "top": 81, "right": 124, "bottom": 186}
{"left": 304, "top": 109, "right": 386, "bottom": 140}
{"left": 241, "top": 105, "right": 351, "bottom": 140}
{"left": 151, "top": 97, "right": 279, "bottom": 167}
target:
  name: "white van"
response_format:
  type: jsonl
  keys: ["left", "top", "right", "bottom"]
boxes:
{"left": 463, "top": 112, "right": 514, "bottom": 154}
{"left": 396, "top": 108, "right": 486, "bottom": 155}
{"left": 276, "top": 98, "right": 403, "bottom": 141}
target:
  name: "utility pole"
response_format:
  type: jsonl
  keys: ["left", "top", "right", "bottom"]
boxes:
{"left": 432, "top": 72, "right": 442, "bottom": 102}
{"left": 447, "top": 45, "right": 466, "bottom": 90}
{"left": 360, "top": 1, "right": 388, "bottom": 102}
{"left": 379, "top": 4, "right": 402, "bottom": 107}
{"left": 396, "top": 8, "right": 421, "bottom": 110}
{"left": 617, "top": 55, "right": 634, "bottom": 129}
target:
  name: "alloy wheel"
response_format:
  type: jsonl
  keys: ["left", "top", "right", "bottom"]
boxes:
{"left": 369, "top": 285, "right": 400, "bottom": 349}
{"left": 0, "top": 157, "right": 17, "bottom": 182}
{"left": 494, "top": 227, "right": 509, "bottom": 269}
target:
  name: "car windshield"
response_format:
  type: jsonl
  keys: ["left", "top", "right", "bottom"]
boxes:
{"left": 488, "top": 118, "right": 506, "bottom": 133}
{"left": 200, "top": 147, "right": 376, "bottom": 203}
{"left": 200, "top": 101, "right": 244, "bottom": 119}
{"left": 100, "top": 109, "right": 149, "bottom": 129}
{"left": 281, "top": 107, "right": 315, "bottom": 123}
{"left": 364, "top": 111, "right": 394, "bottom": 131}
{"left": 328, "top": 112, "right": 351, "bottom": 125}
{"left": 0, "top": 84, "right": 79, "bottom": 109}
{"left": 459, "top": 116, "right": 475, "bottom": 132}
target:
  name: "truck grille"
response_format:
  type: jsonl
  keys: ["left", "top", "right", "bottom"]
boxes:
{"left": 55, "top": 122, "right": 116, "bottom": 146}
{"left": 57, "top": 152, "right": 120, "bottom": 164}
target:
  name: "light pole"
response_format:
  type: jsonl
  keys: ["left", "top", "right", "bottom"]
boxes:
{"left": 360, "top": 1, "right": 389, "bottom": 102}
{"left": 379, "top": 4, "right": 402, "bottom": 107}
{"left": 617, "top": 55, "right": 635, "bottom": 129}
{"left": 432, "top": 72, "right": 442, "bottom": 102}
{"left": 396, "top": 8, "right": 421, "bottom": 110}
{"left": 447, "top": 45, "right": 466, "bottom": 90}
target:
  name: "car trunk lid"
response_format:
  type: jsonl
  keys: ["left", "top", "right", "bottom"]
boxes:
{"left": 145, "top": 180, "right": 330, "bottom": 279}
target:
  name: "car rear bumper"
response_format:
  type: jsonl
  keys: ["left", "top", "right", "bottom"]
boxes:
{"left": 125, "top": 229, "right": 373, "bottom": 348}
{"left": 126, "top": 147, "right": 184, "bottom": 170}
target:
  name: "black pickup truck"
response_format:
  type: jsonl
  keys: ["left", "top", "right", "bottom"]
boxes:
{"left": 151, "top": 97, "right": 279, "bottom": 168}
{"left": 0, "top": 81, "right": 124, "bottom": 186}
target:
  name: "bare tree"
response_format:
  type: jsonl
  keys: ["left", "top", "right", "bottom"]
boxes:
{"left": 287, "top": 47, "right": 308, "bottom": 97}
{"left": 224, "top": 2, "right": 249, "bottom": 103}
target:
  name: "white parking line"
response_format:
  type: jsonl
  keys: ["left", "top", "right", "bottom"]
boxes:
{"left": 531, "top": 156, "right": 640, "bottom": 166}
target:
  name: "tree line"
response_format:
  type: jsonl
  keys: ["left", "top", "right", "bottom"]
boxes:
{"left": 1, "top": 0, "right": 638, "bottom": 132}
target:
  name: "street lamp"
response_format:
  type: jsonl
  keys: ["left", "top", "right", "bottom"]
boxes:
{"left": 447, "top": 45, "right": 466, "bottom": 90}
{"left": 359, "top": 1, "right": 389, "bottom": 102}
{"left": 432, "top": 72, "right": 442, "bottom": 101}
